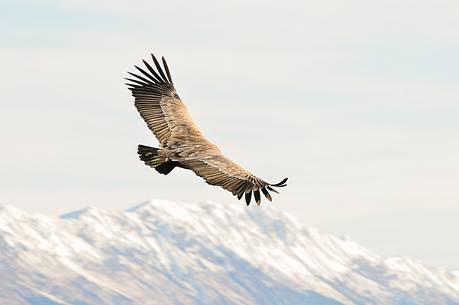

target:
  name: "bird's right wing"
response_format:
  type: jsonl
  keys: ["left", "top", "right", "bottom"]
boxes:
{"left": 181, "top": 154, "right": 287, "bottom": 205}
{"left": 126, "top": 54, "right": 191, "bottom": 146}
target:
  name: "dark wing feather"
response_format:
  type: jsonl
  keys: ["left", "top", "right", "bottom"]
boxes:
{"left": 152, "top": 54, "right": 169, "bottom": 83}
{"left": 162, "top": 57, "right": 174, "bottom": 85}
{"left": 126, "top": 54, "right": 179, "bottom": 146}
{"left": 142, "top": 59, "right": 164, "bottom": 84}
{"left": 181, "top": 155, "right": 287, "bottom": 206}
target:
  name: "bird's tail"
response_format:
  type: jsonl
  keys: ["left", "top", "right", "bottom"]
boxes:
{"left": 138, "top": 145, "right": 161, "bottom": 165}
{"left": 137, "top": 145, "right": 177, "bottom": 175}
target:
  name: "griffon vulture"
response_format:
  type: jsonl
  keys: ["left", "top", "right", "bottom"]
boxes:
{"left": 126, "top": 54, "right": 287, "bottom": 205}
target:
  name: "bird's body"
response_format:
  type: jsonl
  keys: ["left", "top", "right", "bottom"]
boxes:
{"left": 127, "top": 54, "right": 287, "bottom": 205}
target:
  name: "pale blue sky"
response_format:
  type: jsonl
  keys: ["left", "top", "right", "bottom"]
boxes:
{"left": 1, "top": 0, "right": 458, "bottom": 268}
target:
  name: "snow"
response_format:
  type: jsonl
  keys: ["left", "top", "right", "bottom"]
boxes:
{"left": 0, "top": 201, "right": 458, "bottom": 305}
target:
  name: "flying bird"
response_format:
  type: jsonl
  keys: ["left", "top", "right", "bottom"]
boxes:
{"left": 126, "top": 54, "right": 287, "bottom": 205}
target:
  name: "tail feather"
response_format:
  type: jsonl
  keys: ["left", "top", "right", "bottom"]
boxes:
{"left": 137, "top": 145, "right": 160, "bottom": 164}
{"left": 155, "top": 161, "right": 179, "bottom": 175}
{"left": 137, "top": 144, "right": 179, "bottom": 175}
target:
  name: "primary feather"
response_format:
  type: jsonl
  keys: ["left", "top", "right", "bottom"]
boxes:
{"left": 126, "top": 54, "right": 287, "bottom": 205}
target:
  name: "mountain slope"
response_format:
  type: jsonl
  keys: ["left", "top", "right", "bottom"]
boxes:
{"left": 0, "top": 200, "right": 458, "bottom": 305}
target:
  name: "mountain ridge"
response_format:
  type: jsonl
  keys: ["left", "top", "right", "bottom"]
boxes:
{"left": 0, "top": 200, "right": 458, "bottom": 305}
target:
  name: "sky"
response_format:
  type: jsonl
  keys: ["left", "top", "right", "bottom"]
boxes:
{"left": 0, "top": 0, "right": 458, "bottom": 268}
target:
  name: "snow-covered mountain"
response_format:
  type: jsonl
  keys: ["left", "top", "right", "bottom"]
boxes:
{"left": 0, "top": 200, "right": 458, "bottom": 305}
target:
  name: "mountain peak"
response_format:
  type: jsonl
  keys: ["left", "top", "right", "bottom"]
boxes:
{"left": 0, "top": 203, "right": 26, "bottom": 217}
{"left": 60, "top": 206, "right": 98, "bottom": 219}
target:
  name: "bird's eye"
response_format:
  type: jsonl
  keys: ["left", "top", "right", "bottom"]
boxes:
{"left": 173, "top": 93, "right": 180, "bottom": 99}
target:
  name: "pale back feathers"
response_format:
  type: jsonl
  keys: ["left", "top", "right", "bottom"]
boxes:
{"left": 126, "top": 54, "right": 287, "bottom": 205}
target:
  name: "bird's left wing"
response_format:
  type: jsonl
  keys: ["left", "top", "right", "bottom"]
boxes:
{"left": 181, "top": 155, "right": 287, "bottom": 205}
{"left": 126, "top": 54, "right": 183, "bottom": 147}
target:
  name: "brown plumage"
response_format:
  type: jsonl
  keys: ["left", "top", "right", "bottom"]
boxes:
{"left": 126, "top": 54, "right": 287, "bottom": 205}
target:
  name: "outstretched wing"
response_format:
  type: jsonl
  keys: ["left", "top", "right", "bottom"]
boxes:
{"left": 126, "top": 54, "right": 180, "bottom": 146}
{"left": 181, "top": 155, "right": 287, "bottom": 205}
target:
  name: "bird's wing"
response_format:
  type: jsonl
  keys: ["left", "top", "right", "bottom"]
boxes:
{"left": 181, "top": 154, "right": 287, "bottom": 205}
{"left": 126, "top": 54, "right": 192, "bottom": 146}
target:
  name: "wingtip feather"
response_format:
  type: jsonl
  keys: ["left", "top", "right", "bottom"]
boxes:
{"left": 245, "top": 191, "right": 252, "bottom": 206}
{"left": 261, "top": 187, "right": 272, "bottom": 201}
{"left": 266, "top": 186, "right": 279, "bottom": 194}
{"left": 254, "top": 190, "right": 261, "bottom": 205}
{"left": 151, "top": 53, "right": 168, "bottom": 83}
{"left": 162, "top": 56, "right": 174, "bottom": 85}
{"left": 271, "top": 177, "right": 288, "bottom": 187}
